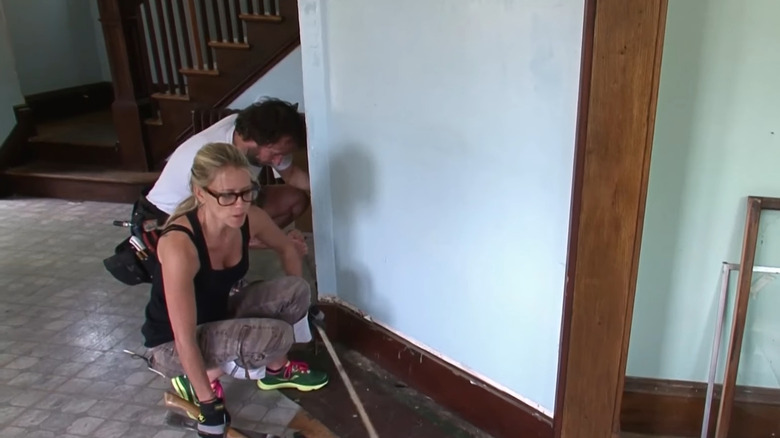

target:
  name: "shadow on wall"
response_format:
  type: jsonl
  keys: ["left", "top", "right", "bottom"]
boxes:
{"left": 328, "top": 144, "right": 392, "bottom": 321}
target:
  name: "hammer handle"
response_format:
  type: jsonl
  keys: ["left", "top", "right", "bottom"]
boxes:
{"left": 314, "top": 323, "right": 379, "bottom": 438}
{"left": 163, "top": 392, "right": 249, "bottom": 438}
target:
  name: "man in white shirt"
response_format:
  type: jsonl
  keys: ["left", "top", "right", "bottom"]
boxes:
{"left": 139, "top": 98, "right": 311, "bottom": 246}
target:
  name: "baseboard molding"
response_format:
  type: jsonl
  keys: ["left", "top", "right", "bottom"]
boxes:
{"left": 621, "top": 376, "right": 780, "bottom": 437}
{"left": 24, "top": 81, "right": 114, "bottom": 121}
{"left": 317, "top": 299, "right": 554, "bottom": 438}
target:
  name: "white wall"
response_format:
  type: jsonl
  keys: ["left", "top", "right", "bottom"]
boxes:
{"left": 228, "top": 47, "right": 305, "bottom": 111}
{"left": 2, "top": 0, "right": 110, "bottom": 95}
{"left": 298, "top": 0, "right": 584, "bottom": 414}
{"left": 628, "top": 0, "right": 780, "bottom": 387}
{"left": 0, "top": 0, "right": 22, "bottom": 142}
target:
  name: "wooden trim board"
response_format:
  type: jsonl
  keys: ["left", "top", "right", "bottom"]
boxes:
{"left": 554, "top": 1, "right": 669, "bottom": 436}
{"left": 714, "top": 196, "right": 780, "bottom": 437}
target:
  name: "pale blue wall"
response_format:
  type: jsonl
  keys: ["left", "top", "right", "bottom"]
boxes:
{"left": 298, "top": 0, "right": 584, "bottom": 413}
{"left": 2, "top": 0, "right": 110, "bottom": 95}
{"left": 628, "top": 0, "right": 780, "bottom": 387}
{"left": 0, "top": 0, "right": 22, "bottom": 142}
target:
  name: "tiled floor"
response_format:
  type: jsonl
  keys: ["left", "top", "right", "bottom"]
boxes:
{"left": 0, "top": 197, "right": 494, "bottom": 438}
{"left": 0, "top": 198, "right": 311, "bottom": 437}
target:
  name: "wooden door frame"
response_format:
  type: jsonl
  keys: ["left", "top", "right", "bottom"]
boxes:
{"left": 554, "top": 1, "right": 670, "bottom": 436}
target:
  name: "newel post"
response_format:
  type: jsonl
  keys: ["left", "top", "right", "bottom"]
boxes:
{"left": 96, "top": 0, "right": 150, "bottom": 171}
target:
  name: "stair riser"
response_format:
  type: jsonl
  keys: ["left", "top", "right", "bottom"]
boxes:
{"left": 155, "top": 99, "right": 198, "bottom": 128}
{"left": 5, "top": 175, "right": 148, "bottom": 203}
{"left": 29, "top": 142, "right": 122, "bottom": 167}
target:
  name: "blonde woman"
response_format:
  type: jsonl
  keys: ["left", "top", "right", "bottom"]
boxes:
{"left": 140, "top": 142, "right": 327, "bottom": 438}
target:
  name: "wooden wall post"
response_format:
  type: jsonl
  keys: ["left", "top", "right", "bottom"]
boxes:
{"left": 554, "top": 1, "right": 669, "bottom": 437}
{"left": 96, "top": 0, "right": 150, "bottom": 171}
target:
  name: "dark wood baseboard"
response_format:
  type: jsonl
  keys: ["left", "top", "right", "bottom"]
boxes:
{"left": 24, "top": 82, "right": 114, "bottom": 122}
{"left": 318, "top": 300, "right": 554, "bottom": 438}
{"left": 621, "top": 376, "right": 780, "bottom": 438}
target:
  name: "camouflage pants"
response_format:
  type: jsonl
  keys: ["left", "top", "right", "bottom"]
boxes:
{"left": 147, "top": 276, "right": 311, "bottom": 378}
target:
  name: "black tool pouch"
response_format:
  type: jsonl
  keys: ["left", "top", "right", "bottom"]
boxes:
{"left": 102, "top": 236, "right": 157, "bottom": 286}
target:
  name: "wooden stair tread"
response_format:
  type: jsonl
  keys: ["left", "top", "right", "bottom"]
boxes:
{"left": 180, "top": 67, "right": 220, "bottom": 77}
{"left": 238, "top": 13, "right": 283, "bottom": 23}
{"left": 4, "top": 162, "right": 159, "bottom": 184}
{"left": 208, "top": 41, "right": 250, "bottom": 50}
{"left": 151, "top": 92, "right": 190, "bottom": 101}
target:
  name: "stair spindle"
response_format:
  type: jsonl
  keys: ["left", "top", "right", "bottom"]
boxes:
{"left": 134, "top": 0, "right": 156, "bottom": 96}
{"left": 211, "top": 0, "right": 223, "bottom": 42}
{"left": 185, "top": 0, "right": 204, "bottom": 70}
{"left": 141, "top": 0, "right": 165, "bottom": 91}
{"left": 246, "top": 0, "right": 254, "bottom": 14}
{"left": 176, "top": 0, "right": 194, "bottom": 70}
{"left": 197, "top": 0, "right": 214, "bottom": 68}
{"left": 222, "top": 0, "right": 234, "bottom": 42}
{"left": 154, "top": 0, "right": 176, "bottom": 94}
{"left": 163, "top": 0, "right": 186, "bottom": 93}
{"left": 233, "top": 0, "right": 244, "bottom": 42}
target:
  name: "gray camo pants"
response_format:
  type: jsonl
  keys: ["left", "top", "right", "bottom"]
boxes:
{"left": 147, "top": 276, "right": 311, "bottom": 378}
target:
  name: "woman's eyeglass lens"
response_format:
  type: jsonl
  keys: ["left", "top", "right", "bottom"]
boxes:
{"left": 205, "top": 186, "right": 259, "bottom": 206}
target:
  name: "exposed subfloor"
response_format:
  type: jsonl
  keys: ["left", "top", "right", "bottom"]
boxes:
{"left": 0, "top": 197, "right": 490, "bottom": 437}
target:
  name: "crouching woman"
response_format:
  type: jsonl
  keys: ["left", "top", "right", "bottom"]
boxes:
{"left": 140, "top": 141, "right": 327, "bottom": 438}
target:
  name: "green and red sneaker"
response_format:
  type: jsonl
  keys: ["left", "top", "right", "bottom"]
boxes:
{"left": 170, "top": 375, "right": 226, "bottom": 419}
{"left": 257, "top": 360, "right": 328, "bottom": 392}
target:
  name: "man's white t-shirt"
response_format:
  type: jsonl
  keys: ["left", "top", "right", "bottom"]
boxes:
{"left": 146, "top": 114, "right": 293, "bottom": 215}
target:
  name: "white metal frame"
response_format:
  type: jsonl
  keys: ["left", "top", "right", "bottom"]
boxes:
{"left": 700, "top": 262, "right": 780, "bottom": 438}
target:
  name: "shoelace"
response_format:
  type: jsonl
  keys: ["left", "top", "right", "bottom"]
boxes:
{"left": 282, "top": 360, "right": 310, "bottom": 379}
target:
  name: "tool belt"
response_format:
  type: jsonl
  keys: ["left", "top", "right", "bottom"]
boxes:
{"left": 103, "top": 188, "right": 169, "bottom": 286}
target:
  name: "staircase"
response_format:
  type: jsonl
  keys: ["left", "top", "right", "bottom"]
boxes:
{"left": 137, "top": 0, "right": 301, "bottom": 168}
{"left": 1, "top": 0, "right": 300, "bottom": 202}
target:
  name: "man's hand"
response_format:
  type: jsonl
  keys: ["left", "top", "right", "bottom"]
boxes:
{"left": 248, "top": 229, "right": 307, "bottom": 255}
{"left": 287, "top": 229, "right": 308, "bottom": 256}
{"left": 197, "top": 397, "right": 228, "bottom": 438}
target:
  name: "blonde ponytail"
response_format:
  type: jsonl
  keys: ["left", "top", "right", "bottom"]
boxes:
{"left": 161, "top": 141, "right": 253, "bottom": 229}
{"left": 163, "top": 195, "right": 198, "bottom": 229}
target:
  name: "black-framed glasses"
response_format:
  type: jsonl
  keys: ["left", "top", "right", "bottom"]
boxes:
{"left": 203, "top": 184, "right": 260, "bottom": 206}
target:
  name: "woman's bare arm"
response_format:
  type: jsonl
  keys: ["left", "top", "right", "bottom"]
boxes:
{"left": 247, "top": 205, "right": 303, "bottom": 276}
{"left": 157, "top": 231, "right": 215, "bottom": 401}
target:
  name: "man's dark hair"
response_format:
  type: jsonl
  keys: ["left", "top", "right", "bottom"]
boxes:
{"left": 234, "top": 98, "right": 305, "bottom": 148}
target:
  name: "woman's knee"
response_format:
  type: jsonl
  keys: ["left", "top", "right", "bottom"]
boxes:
{"left": 237, "top": 318, "right": 294, "bottom": 361}
{"left": 281, "top": 276, "right": 311, "bottom": 320}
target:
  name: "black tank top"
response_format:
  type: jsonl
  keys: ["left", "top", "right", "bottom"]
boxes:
{"left": 141, "top": 210, "right": 250, "bottom": 348}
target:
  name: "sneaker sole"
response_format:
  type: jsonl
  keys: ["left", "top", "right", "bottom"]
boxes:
{"left": 256, "top": 380, "right": 329, "bottom": 392}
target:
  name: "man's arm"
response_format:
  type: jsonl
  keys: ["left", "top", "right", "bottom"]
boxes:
{"left": 277, "top": 165, "right": 310, "bottom": 193}
{"left": 247, "top": 205, "right": 303, "bottom": 276}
